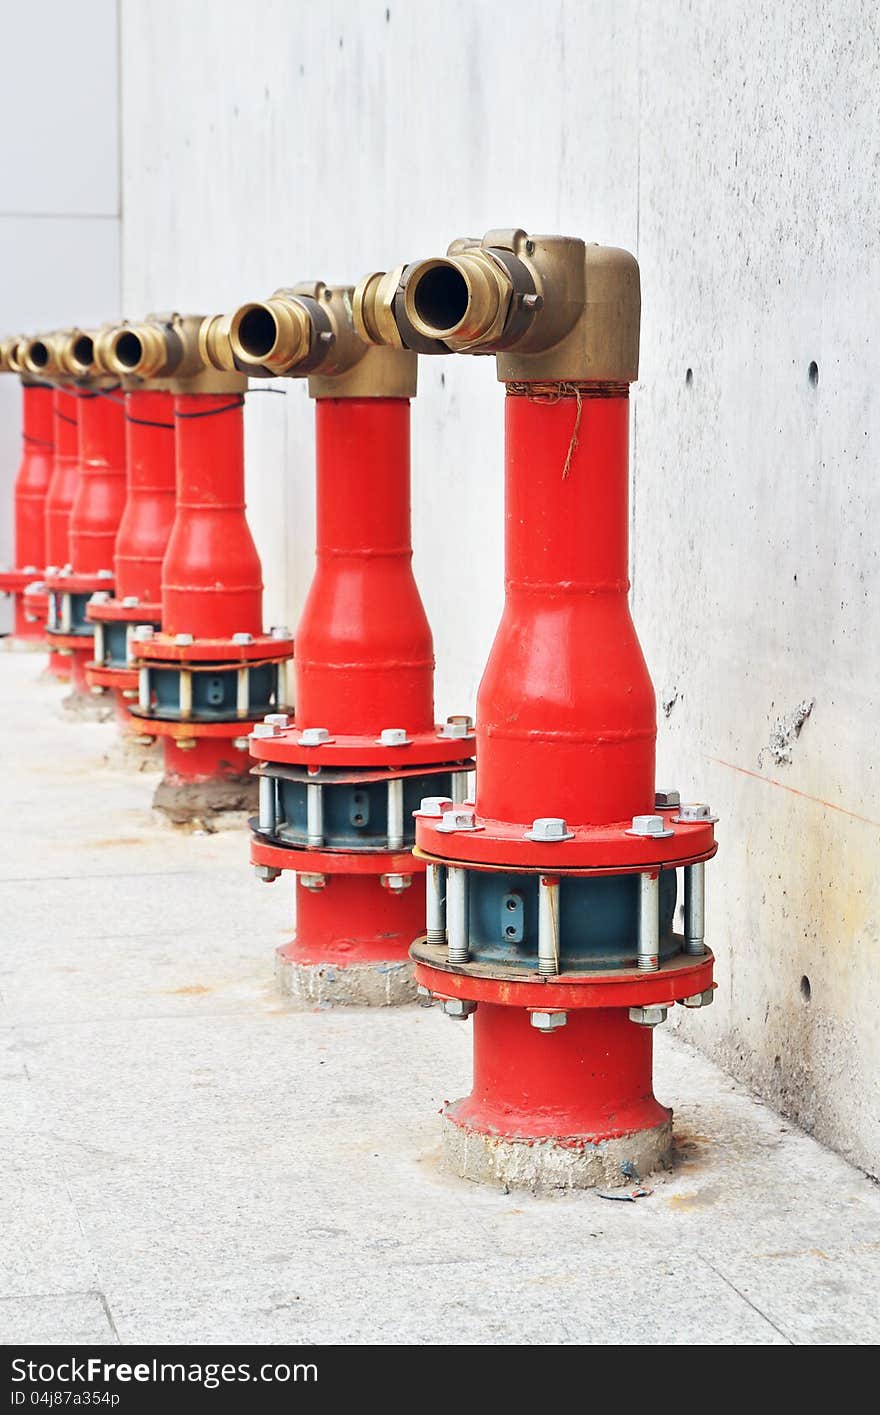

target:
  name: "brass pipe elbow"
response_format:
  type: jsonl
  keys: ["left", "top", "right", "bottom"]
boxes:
{"left": 354, "top": 229, "right": 640, "bottom": 383}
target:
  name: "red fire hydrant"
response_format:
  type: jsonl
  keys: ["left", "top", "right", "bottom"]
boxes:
{"left": 200, "top": 285, "right": 475, "bottom": 1004}
{"left": 85, "top": 330, "right": 177, "bottom": 737}
{"left": 356, "top": 231, "right": 718, "bottom": 1187}
{"left": 0, "top": 338, "right": 54, "bottom": 643}
{"left": 104, "top": 315, "right": 293, "bottom": 822}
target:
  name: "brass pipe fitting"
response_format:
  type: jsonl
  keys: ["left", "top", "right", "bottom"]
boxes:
{"left": 94, "top": 314, "right": 245, "bottom": 394}
{"left": 17, "top": 334, "right": 63, "bottom": 379}
{"left": 0, "top": 336, "right": 25, "bottom": 374}
{"left": 201, "top": 283, "right": 416, "bottom": 399}
{"left": 57, "top": 329, "right": 99, "bottom": 380}
{"left": 354, "top": 228, "right": 640, "bottom": 384}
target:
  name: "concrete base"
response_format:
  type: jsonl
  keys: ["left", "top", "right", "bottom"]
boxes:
{"left": 440, "top": 1110, "right": 674, "bottom": 1193}
{"left": 101, "top": 734, "right": 164, "bottom": 774}
{"left": 275, "top": 947, "right": 417, "bottom": 1008}
{"left": 61, "top": 690, "right": 115, "bottom": 723}
{"left": 152, "top": 773, "right": 258, "bottom": 826}
{"left": 0, "top": 635, "right": 45, "bottom": 653}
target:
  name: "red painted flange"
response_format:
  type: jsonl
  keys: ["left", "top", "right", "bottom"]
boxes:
{"left": 251, "top": 834, "right": 425, "bottom": 877}
{"left": 250, "top": 726, "right": 475, "bottom": 769}
{"left": 132, "top": 632, "right": 293, "bottom": 664}
{"left": 125, "top": 713, "right": 258, "bottom": 741}
{"left": 415, "top": 810, "right": 716, "bottom": 873}
{"left": 0, "top": 568, "right": 43, "bottom": 594}
{"left": 86, "top": 598, "right": 161, "bottom": 625}
{"left": 45, "top": 570, "right": 115, "bottom": 595}
{"left": 413, "top": 946, "right": 714, "bottom": 1010}
{"left": 84, "top": 663, "right": 138, "bottom": 692}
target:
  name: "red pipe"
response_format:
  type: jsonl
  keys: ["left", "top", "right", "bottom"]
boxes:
{"left": 43, "top": 388, "right": 82, "bottom": 679}
{"left": 116, "top": 390, "right": 176, "bottom": 602}
{"left": 447, "top": 1002, "right": 669, "bottom": 1141}
{"left": 69, "top": 389, "right": 127, "bottom": 575}
{"left": 45, "top": 389, "right": 81, "bottom": 568}
{"left": 162, "top": 394, "right": 262, "bottom": 638}
{"left": 85, "top": 390, "right": 177, "bottom": 727}
{"left": 295, "top": 399, "right": 434, "bottom": 734}
{"left": 478, "top": 393, "right": 655, "bottom": 829}
{"left": 0, "top": 382, "right": 54, "bottom": 640}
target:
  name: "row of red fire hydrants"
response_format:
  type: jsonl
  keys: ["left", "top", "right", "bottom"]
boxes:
{"left": 0, "top": 231, "right": 717, "bottom": 1190}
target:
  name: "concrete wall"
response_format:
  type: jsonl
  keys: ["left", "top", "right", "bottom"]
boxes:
{"left": 0, "top": 2, "right": 121, "bottom": 629}
{"left": 114, "top": 0, "right": 879, "bottom": 1176}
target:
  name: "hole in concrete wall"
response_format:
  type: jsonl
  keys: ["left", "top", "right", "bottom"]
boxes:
{"left": 808, "top": 361, "right": 819, "bottom": 387}
{"left": 386, "top": 6, "right": 391, "bottom": 18}
{"left": 800, "top": 974, "right": 812, "bottom": 1003}
{"left": 685, "top": 367, "right": 693, "bottom": 386}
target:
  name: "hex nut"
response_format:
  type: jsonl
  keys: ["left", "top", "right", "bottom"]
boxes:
{"left": 655, "top": 788, "right": 680, "bottom": 809}
{"left": 264, "top": 713, "right": 291, "bottom": 729}
{"left": 681, "top": 989, "right": 714, "bottom": 1009}
{"left": 378, "top": 727, "right": 410, "bottom": 746}
{"left": 441, "top": 715, "right": 474, "bottom": 739}
{"left": 232, "top": 631, "right": 253, "bottom": 644}
{"left": 121, "top": 595, "right": 140, "bottom": 608}
{"left": 271, "top": 625, "right": 292, "bottom": 639}
{"left": 380, "top": 873, "right": 412, "bottom": 892}
{"left": 416, "top": 985, "right": 435, "bottom": 1008}
{"left": 174, "top": 632, "right": 194, "bottom": 646}
{"left": 626, "top": 813, "right": 674, "bottom": 838}
{"left": 251, "top": 722, "right": 280, "bottom": 739}
{"left": 529, "top": 1011, "right": 568, "bottom": 1032}
{"left": 525, "top": 817, "right": 574, "bottom": 842}
{"left": 254, "top": 865, "right": 281, "bottom": 883}
{"left": 436, "top": 808, "right": 479, "bottom": 833}
{"left": 676, "top": 802, "right": 718, "bottom": 823}
{"left": 417, "top": 796, "right": 454, "bottom": 817}
{"left": 442, "top": 998, "right": 477, "bottom": 1019}
{"left": 299, "top": 873, "right": 327, "bottom": 892}
{"left": 629, "top": 1005, "right": 669, "bottom": 1027}
{"left": 299, "top": 727, "right": 332, "bottom": 746}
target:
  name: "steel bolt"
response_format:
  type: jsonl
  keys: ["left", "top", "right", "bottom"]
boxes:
{"left": 271, "top": 625, "right": 292, "bottom": 639}
{"left": 628, "top": 1005, "right": 668, "bottom": 1027}
{"left": 264, "top": 713, "right": 291, "bottom": 729}
{"left": 133, "top": 625, "right": 154, "bottom": 642}
{"left": 529, "top": 1010, "right": 568, "bottom": 1032}
{"left": 299, "top": 727, "right": 331, "bottom": 746}
{"left": 627, "top": 813, "right": 674, "bottom": 838}
{"left": 89, "top": 591, "right": 111, "bottom": 604}
{"left": 676, "top": 802, "right": 718, "bottom": 822}
{"left": 174, "top": 632, "right": 194, "bottom": 646}
{"left": 654, "top": 788, "right": 680, "bottom": 809}
{"left": 251, "top": 721, "right": 280, "bottom": 739}
{"left": 681, "top": 989, "right": 714, "bottom": 1009}
{"left": 380, "top": 873, "right": 412, "bottom": 893}
{"left": 253, "top": 865, "right": 281, "bottom": 883}
{"left": 436, "top": 808, "right": 479, "bottom": 833}
{"left": 378, "top": 727, "right": 410, "bottom": 746}
{"left": 231, "top": 736, "right": 250, "bottom": 751}
{"left": 299, "top": 872, "right": 327, "bottom": 892}
{"left": 441, "top": 714, "right": 474, "bottom": 739}
{"left": 525, "top": 817, "right": 574, "bottom": 842}
{"left": 97, "top": 568, "right": 113, "bottom": 579}
{"left": 417, "top": 796, "right": 454, "bottom": 817}
{"left": 121, "top": 595, "right": 140, "bottom": 608}
{"left": 174, "top": 738, "right": 197, "bottom": 751}
{"left": 416, "top": 985, "right": 435, "bottom": 1008}
{"left": 232, "top": 631, "right": 253, "bottom": 644}
{"left": 441, "top": 998, "right": 476, "bottom": 1020}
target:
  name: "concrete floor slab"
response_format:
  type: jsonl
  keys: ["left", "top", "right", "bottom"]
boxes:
{"left": 2, "top": 651, "right": 879, "bottom": 1344}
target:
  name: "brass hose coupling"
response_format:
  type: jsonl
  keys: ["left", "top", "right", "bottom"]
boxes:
{"left": 354, "top": 228, "right": 640, "bottom": 384}
{"left": 13, "top": 329, "right": 106, "bottom": 385}
{"left": 0, "top": 335, "right": 25, "bottom": 374}
{"left": 200, "top": 283, "right": 416, "bottom": 398}
{"left": 95, "top": 314, "right": 246, "bottom": 394}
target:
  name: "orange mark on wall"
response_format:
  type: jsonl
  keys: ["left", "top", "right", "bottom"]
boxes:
{"left": 707, "top": 756, "right": 880, "bottom": 831}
